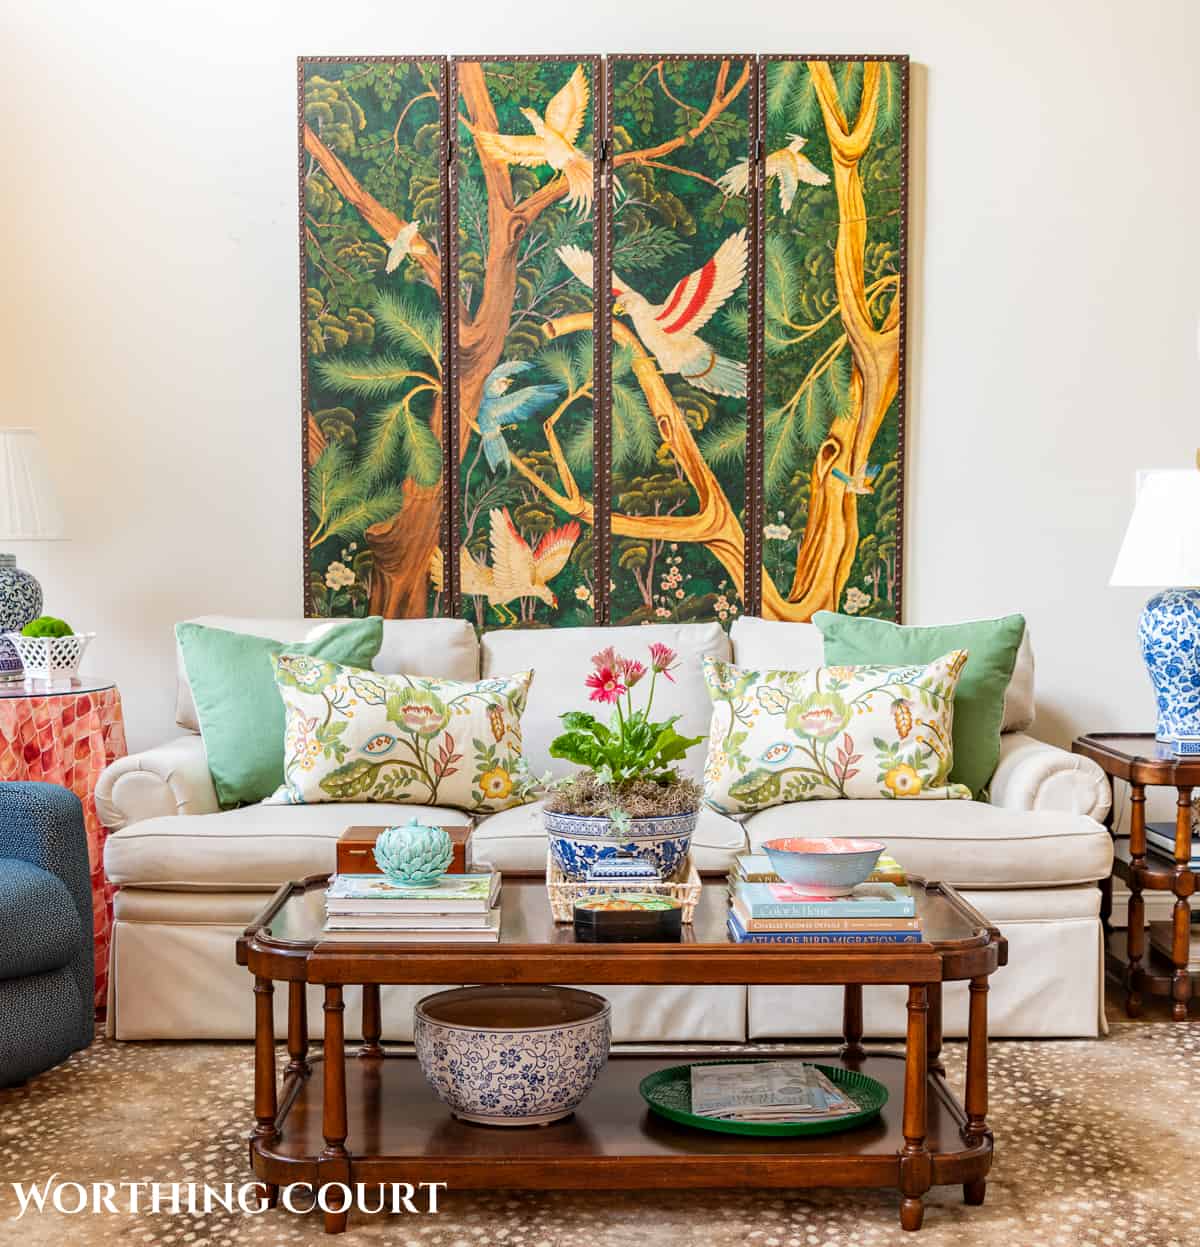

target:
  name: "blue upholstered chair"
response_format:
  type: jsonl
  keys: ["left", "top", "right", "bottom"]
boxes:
{"left": 0, "top": 782, "right": 95, "bottom": 1085}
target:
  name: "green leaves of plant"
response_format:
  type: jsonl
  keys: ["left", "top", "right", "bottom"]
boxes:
{"left": 549, "top": 706, "right": 703, "bottom": 788}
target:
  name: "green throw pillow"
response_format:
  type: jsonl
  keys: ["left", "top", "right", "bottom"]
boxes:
{"left": 813, "top": 611, "right": 1026, "bottom": 799}
{"left": 176, "top": 618, "right": 384, "bottom": 807}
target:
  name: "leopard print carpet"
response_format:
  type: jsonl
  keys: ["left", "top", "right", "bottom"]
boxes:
{"left": 1, "top": 1024, "right": 1197, "bottom": 1246}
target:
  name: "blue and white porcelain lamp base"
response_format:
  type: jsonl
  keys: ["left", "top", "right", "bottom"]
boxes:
{"left": 1139, "top": 587, "right": 1200, "bottom": 756}
{"left": 0, "top": 553, "right": 43, "bottom": 684}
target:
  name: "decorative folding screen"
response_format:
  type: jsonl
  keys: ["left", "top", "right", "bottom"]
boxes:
{"left": 300, "top": 55, "right": 908, "bottom": 628}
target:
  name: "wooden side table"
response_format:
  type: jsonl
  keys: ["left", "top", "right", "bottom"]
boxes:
{"left": 0, "top": 677, "right": 127, "bottom": 1012}
{"left": 1072, "top": 733, "right": 1197, "bottom": 1020}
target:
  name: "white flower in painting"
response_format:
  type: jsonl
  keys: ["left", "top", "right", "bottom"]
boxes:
{"left": 763, "top": 523, "right": 792, "bottom": 542}
{"left": 843, "top": 586, "right": 871, "bottom": 615}
{"left": 325, "top": 561, "right": 356, "bottom": 591}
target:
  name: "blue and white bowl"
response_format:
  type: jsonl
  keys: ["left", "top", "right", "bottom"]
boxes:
{"left": 414, "top": 985, "right": 611, "bottom": 1126}
{"left": 544, "top": 808, "right": 698, "bottom": 881}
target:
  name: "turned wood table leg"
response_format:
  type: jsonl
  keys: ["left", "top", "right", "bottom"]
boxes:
{"left": 285, "top": 981, "right": 310, "bottom": 1078}
{"left": 1126, "top": 782, "right": 1147, "bottom": 1016}
{"left": 252, "top": 976, "right": 278, "bottom": 1208}
{"left": 359, "top": 983, "right": 384, "bottom": 1058}
{"left": 962, "top": 974, "right": 990, "bottom": 1206}
{"left": 898, "top": 983, "right": 930, "bottom": 1232}
{"left": 319, "top": 985, "right": 351, "bottom": 1234}
{"left": 926, "top": 982, "right": 944, "bottom": 1077}
{"left": 1170, "top": 786, "right": 1195, "bottom": 1021}
{"left": 840, "top": 983, "right": 865, "bottom": 1065}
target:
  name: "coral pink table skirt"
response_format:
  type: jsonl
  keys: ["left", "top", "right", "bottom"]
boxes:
{"left": 0, "top": 683, "right": 127, "bottom": 1012}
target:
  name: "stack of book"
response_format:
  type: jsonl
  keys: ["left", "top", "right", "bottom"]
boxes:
{"left": 323, "top": 872, "right": 501, "bottom": 942}
{"left": 727, "top": 879, "right": 919, "bottom": 945}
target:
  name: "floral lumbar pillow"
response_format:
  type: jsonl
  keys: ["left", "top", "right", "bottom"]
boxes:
{"left": 701, "top": 651, "right": 973, "bottom": 814}
{"left": 264, "top": 654, "right": 532, "bottom": 813}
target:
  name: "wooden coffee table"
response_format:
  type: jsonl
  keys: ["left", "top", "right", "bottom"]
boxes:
{"left": 237, "top": 876, "right": 1006, "bottom": 1234}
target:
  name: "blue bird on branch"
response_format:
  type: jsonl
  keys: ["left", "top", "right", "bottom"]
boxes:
{"left": 477, "top": 361, "right": 564, "bottom": 475}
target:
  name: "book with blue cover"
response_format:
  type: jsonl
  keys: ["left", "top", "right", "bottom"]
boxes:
{"left": 731, "top": 880, "right": 916, "bottom": 920}
{"left": 1145, "top": 822, "right": 1200, "bottom": 868}
{"left": 727, "top": 912, "right": 922, "bottom": 945}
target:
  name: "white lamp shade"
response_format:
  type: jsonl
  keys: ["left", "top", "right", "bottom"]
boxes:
{"left": 1110, "top": 469, "right": 1200, "bottom": 587}
{"left": 0, "top": 428, "right": 65, "bottom": 541}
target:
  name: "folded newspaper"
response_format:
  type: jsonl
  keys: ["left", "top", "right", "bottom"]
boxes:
{"left": 689, "top": 1061, "right": 860, "bottom": 1122}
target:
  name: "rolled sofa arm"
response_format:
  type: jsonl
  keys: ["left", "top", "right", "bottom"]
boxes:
{"left": 95, "top": 734, "right": 219, "bottom": 830}
{"left": 989, "top": 733, "right": 1112, "bottom": 821}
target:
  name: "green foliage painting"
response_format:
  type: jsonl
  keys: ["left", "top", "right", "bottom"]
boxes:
{"left": 761, "top": 58, "right": 905, "bottom": 621}
{"left": 301, "top": 59, "right": 446, "bottom": 619}
{"left": 298, "top": 55, "right": 907, "bottom": 628}
{"left": 454, "top": 59, "right": 599, "bottom": 629}
{"left": 606, "top": 57, "right": 751, "bottom": 628}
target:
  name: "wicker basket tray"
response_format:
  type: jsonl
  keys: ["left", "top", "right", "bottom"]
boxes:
{"left": 546, "top": 853, "right": 703, "bottom": 924}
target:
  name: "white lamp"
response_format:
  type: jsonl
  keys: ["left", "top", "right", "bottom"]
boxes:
{"left": 0, "top": 428, "right": 66, "bottom": 683}
{"left": 1110, "top": 465, "right": 1200, "bottom": 754}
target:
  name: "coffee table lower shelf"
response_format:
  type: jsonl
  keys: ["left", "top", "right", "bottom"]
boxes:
{"left": 251, "top": 1053, "right": 992, "bottom": 1227}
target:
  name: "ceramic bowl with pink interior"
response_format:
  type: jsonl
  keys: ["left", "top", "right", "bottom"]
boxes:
{"left": 760, "top": 837, "right": 887, "bottom": 897}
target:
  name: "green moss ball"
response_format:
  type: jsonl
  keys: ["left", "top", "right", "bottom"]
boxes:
{"left": 21, "top": 616, "right": 73, "bottom": 638}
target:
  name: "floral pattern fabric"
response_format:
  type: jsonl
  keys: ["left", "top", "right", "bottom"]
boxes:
{"left": 265, "top": 655, "right": 532, "bottom": 813}
{"left": 701, "top": 652, "right": 972, "bottom": 814}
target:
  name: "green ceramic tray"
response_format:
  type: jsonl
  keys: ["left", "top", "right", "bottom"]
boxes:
{"left": 639, "top": 1060, "right": 888, "bottom": 1137}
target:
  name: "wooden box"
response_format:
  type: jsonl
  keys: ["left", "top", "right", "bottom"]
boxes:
{"left": 336, "top": 823, "right": 474, "bottom": 877}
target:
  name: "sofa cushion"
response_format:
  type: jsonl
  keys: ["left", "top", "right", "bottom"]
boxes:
{"left": 743, "top": 800, "right": 1112, "bottom": 888}
{"left": 481, "top": 622, "right": 730, "bottom": 780}
{"left": 103, "top": 803, "right": 472, "bottom": 890}
{"left": 701, "top": 651, "right": 972, "bottom": 811}
{"left": 177, "top": 617, "right": 384, "bottom": 807}
{"left": 176, "top": 617, "right": 480, "bottom": 732}
{"left": 0, "top": 859, "right": 82, "bottom": 978}
{"left": 264, "top": 658, "right": 532, "bottom": 813}
{"left": 470, "top": 800, "right": 748, "bottom": 874}
{"left": 730, "top": 615, "right": 1036, "bottom": 734}
{"left": 813, "top": 611, "right": 1026, "bottom": 797}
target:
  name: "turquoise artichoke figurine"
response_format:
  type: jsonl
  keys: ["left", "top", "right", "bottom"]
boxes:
{"left": 373, "top": 817, "right": 454, "bottom": 887}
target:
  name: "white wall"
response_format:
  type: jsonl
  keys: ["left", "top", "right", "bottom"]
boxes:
{"left": 2, "top": 0, "right": 1197, "bottom": 765}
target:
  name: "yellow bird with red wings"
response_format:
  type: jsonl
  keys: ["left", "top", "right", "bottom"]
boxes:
{"left": 557, "top": 229, "right": 748, "bottom": 397}
{"left": 459, "top": 507, "right": 581, "bottom": 625}
{"left": 469, "top": 65, "right": 593, "bottom": 217}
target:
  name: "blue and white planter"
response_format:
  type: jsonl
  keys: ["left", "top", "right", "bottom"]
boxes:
{"left": 415, "top": 985, "right": 611, "bottom": 1126}
{"left": 1139, "top": 587, "right": 1200, "bottom": 755}
{"left": 544, "top": 807, "right": 698, "bottom": 881}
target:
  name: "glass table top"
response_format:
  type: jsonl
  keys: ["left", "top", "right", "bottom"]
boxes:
{"left": 0, "top": 675, "right": 115, "bottom": 698}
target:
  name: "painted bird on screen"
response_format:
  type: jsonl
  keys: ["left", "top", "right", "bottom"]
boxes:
{"left": 557, "top": 229, "right": 748, "bottom": 397}
{"left": 468, "top": 64, "right": 594, "bottom": 216}
{"left": 718, "top": 135, "right": 830, "bottom": 214}
{"left": 831, "top": 465, "right": 881, "bottom": 495}
{"left": 477, "top": 361, "right": 564, "bottom": 475}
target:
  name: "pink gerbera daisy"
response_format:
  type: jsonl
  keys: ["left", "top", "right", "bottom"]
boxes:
{"left": 585, "top": 666, "right": 627, "bottom": 704}
{"left": 647, "top": 642, "right": 679, "bottom": 680}
{"left": 620, "top": 658, "right": 647, "bottom": 688}
{"left": 590, "top": 646, "right": 620, "bottom": 672}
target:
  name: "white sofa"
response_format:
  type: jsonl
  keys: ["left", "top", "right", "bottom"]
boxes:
{"left": 98, "top": 616, "right": 1113, "bottom": 1043}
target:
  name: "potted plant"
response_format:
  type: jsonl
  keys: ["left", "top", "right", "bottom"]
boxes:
{"left": 541, "top": 643, "right": 705, "bottom": 880}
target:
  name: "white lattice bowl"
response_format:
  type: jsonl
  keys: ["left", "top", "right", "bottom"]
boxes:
{"left": 4, "top": 632, "right": 95, "bottom": 680}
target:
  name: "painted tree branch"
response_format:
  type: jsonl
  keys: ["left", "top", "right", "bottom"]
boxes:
{"left": 502, "top": 314, "right": 747, "bottom": 600}
{"left": 303, "top": 126, "right": 440, "bottom": 288}
{"left": 773, "top": 61, "right": 901, "bottom": 617}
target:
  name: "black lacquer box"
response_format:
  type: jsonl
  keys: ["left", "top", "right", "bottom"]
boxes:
{"left": 573, "top": 894, "right": 683, "bottom": 943}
